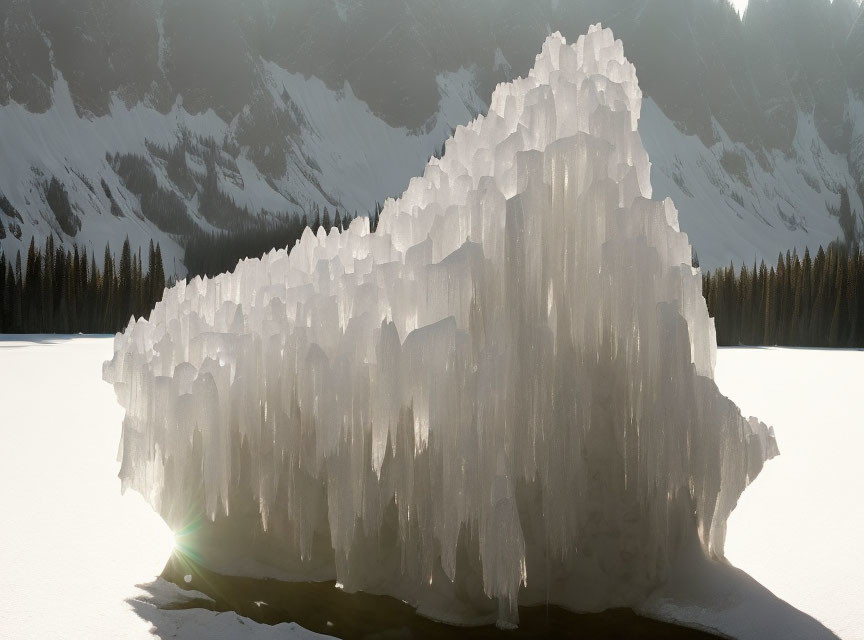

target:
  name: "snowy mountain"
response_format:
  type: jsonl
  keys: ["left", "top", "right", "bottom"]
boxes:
{"left": 0, "top": 0, "right": 863, "bottom": 272}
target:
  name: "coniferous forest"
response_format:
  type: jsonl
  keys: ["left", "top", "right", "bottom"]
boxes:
{"left": 0, "top": 207, "right": 380, "bottom": 334}
{"left": 1, "top": 216, "right": 861, "bottom": 345}
{"left": 183, "top": 206, "right": 377, "bottom": 278}
{"left": 0, "top": 235, "right": 166, "bottom": 334}
{"left": 703, "top": 244, "right": 864, "bottom": 347}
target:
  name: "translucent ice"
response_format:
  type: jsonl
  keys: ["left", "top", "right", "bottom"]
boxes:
{"left": 104, "top": 25, "right": 778, "bottom": 628}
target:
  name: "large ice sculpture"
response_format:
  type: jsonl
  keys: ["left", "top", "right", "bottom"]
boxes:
{"left": 104, "top": 26, "right": 778, "bottom": 628}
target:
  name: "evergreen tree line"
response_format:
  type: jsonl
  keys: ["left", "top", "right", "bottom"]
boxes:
{"left": 182, "top": 204, "right": 380, "bottom": 279}
{"left": 703, "top": 244, "right": 864, "bottom": 347}
{"left": 0, "top": 205, "right": 382, "bottom": 333}
{"left": 12, "top": 209, "right": 860, "bottom": 346}
{"left": 0, "top": 236, "right": 166, "bottom": 334}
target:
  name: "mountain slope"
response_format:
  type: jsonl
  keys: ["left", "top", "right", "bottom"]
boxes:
{"left": 0, "top": 0, "right": 862, "bottom": 272}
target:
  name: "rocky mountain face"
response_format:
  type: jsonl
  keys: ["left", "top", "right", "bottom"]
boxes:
{"left": 0, "top": 0, "right": 862, "bottom": 272}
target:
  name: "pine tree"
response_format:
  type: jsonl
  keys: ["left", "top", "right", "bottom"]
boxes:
{"left": 780, "top": 251, "right": 793, "bottom": 343}
{"left": 5, "top": 259, "right": 18, "bottom": 332}
{"left": 0, "top": 252, "right": 6, "bottom": 332}
{"left": 373, "top": 203, "right": 382, "bottom": 232}
{"left": 12, "top": 251, "right": 22, "bottom": 331}
{"left": 102, "top": 244, "right": 116, "bottom": 331}
{"left": 134, "top": 247, "right": 144, "bottom": 319}
{"left": 762, "top": 265, "right": 774, "bottom": 345}
{"left": 151, "top": 243, "right": 166, "bottom": 309}
{"left": 322, "top": 207, "right": 331, "bottom": 232}
{"left": 810, "top": 246, "right": 828, "bottom": 345}
{"left": 42, "top": 235, "right": 54, "bottom": 330}
{"left": 23, "top": 238, "right": 36, "bottom": 330}
{"left": 88, "top": 253, "right": 99, "bottom": 331}
{"left": 76, "top": 251, "right": 85, "bottom": 330}
{"left": 733, "top": 263, "right": 746, "bottom": 343}
{"left": 857, "top": 252, "right": 864, "bottom": 343}
{"left": 118, "top": 237, "right": 133, "bottom": 327}
{"left": 846, "top": 249, "right": 860, "bottom": 345}
{"left": 789, "top": 249, "right": 806, "bottom": 343}
{"left": 703, "top": 244, "right": 864, "bottom": 348}
{"left": 828, "top": 258, "right": 845, "bottom": 347}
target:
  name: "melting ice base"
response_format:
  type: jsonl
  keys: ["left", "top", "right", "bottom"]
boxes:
{"left": 104, "top": 26, "right": 778, "bottom": 629}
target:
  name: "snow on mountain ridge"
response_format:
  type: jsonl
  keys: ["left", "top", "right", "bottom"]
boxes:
{"left": 1, "top": 0, "right": 863, "bottom": 273}
{"left": 643, "top": 98, "right": 864, "bottom": 269}
{"left": 0, "top": 59, "right": 483, "bottom": 274}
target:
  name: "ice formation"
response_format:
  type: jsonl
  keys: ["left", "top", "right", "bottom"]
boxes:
{"left": 104, "top": 26, "right": 778, "bottom": 628}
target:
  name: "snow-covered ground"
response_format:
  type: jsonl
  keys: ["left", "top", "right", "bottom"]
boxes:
{"left": 0, "top": 336, "right": 329, "bottom": 640}
{"left": 719, "top": 348, "right": 864, "bottom": 640}
{"left": 0, "top": 337, "right": 860, "bottom": 639}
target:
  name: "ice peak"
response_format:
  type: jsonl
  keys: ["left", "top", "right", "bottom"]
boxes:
{"left": 104, "top": 26, "right": 776, "bottom": 629}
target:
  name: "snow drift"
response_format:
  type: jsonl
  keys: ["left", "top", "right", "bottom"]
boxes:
{"left": 104, "top": 26, "right": 778, "bottom": 628}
